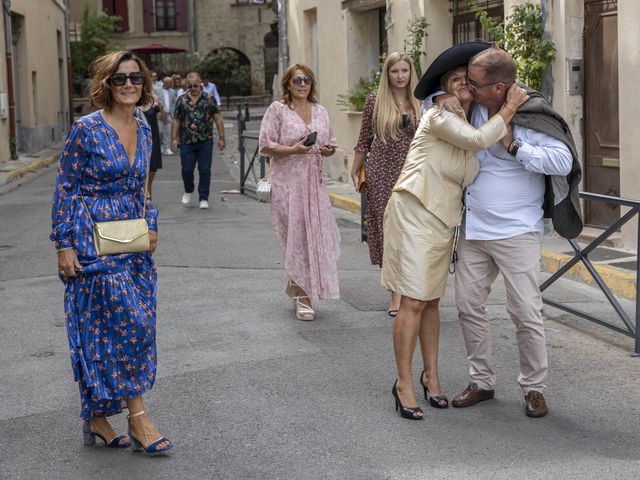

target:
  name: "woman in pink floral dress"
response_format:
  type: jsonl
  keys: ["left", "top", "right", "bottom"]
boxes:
{"left": 259, "top": 64, "right": 340, "bottom": 321}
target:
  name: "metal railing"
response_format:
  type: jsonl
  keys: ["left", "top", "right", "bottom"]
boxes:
{"left": 540, "top": 192, "right": 640, "bottom": 356}
{"left": 237, "top": 105, "right": 268, "bottom": 195}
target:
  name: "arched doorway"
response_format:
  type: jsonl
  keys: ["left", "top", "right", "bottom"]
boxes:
{"left": 198, "top": 47, "right": 252, "bottom": 101}
{"left": 264, "top": 22, "right": 279, "bottom": 94}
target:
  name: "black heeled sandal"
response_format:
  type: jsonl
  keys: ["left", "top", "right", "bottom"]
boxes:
{"left": 127, "top": 410, "right": 173, "bottom": 455}
{"left": 82, "top": 420, "right": 131, "bottom": 448}
{"left": 420, "top": 370, "right": 449, "bottom": 409}
{"left": 391, "top": 380, "right": 423, "bottom": 420}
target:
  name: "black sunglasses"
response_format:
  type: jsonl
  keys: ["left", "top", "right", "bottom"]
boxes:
{"left": 186, "top": 83, "right": 201, "bottom": 89}
{"left": 292, "top": 75, "right": 312, "bottom": 86}
{"left": 109, "top": 72, "right": 145, "bottom": 86}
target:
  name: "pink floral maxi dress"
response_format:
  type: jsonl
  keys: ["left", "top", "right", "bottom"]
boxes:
{"left": 259, "top": 101, "right": 341, "bottom": 302}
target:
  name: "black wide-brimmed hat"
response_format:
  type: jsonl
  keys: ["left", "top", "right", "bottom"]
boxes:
{"left": 414, "top": 41, "right": 493, "bottom": 100}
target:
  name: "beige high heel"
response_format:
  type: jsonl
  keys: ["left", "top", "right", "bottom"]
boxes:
{"left": 285, "top": 279, "right": 296, "bottom": 298}
{"left": 293, "top": 295, "right": 315, "bottom": 321}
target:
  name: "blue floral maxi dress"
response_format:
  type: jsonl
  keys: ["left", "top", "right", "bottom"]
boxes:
{"left": 51, "top": 111, "right": 159, "bottom": 420}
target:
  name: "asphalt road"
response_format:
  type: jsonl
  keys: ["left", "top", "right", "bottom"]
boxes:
{"left": 0, "top": 119, "right": 639, "bottom": 479}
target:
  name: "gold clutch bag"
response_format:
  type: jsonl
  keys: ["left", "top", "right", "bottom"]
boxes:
{"left": 93, "top": 218, "right": 149, "bottom": 256}
{"left": 357, "top": 165, "right": 366, "bottom": 193}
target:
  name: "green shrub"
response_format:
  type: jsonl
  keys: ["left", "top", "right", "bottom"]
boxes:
{"left": 472, "top": 1, "right": 555, "bottom": 91}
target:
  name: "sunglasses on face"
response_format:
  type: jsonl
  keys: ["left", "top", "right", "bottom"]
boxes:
{"left": 109, "top": 72, "right": 145, "bottom": 86}
{"left": 292, "top": 75, "right": 312, "bottom": 86}
{"left": 186, "top": 83, "right": 201, "bottom": 89}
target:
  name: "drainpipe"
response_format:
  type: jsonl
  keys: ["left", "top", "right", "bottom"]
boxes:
{"left": 2, "top": 0, "right": 17, "bottom": 159}
{"left": 541, "top": 0, "right": 553, "bottom": 101}
{"left": 63, "top": 0, "right": 73, "bottom": 127}
{"left": 191, "top": 0, "right": 198, "bottom": 52}
{"left": 277, "top": 0, "right": 288, "bottom": 77}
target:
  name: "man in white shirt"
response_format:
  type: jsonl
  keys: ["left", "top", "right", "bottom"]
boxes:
{"left": 439, "top": 48, "right": 573, "bottom": 418}
{"left": 159, "top": 77, "right": 177, "bottom": 155}
{"left": 202, "top": 77, "right": 222, "bottom": 107}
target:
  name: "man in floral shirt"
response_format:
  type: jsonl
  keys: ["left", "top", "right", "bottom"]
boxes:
{"left": 172, "top": 72, "right": 226, "bottom": 209}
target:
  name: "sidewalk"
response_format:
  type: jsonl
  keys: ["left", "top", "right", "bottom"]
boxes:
{"left": 325, "top": 181, "right": 639, "bottom": 301}
{"left": 0, "top": 147, "right": 59, "bottom": 187}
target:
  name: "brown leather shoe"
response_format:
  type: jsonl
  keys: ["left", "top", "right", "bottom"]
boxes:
{"left": 524, "top": 391, "right": 548, "bottom": 418}
{"left": 451, "top": 382, "right": 495, "bottom": 408}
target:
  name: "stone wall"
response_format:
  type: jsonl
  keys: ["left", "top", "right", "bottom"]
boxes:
{"left": 196, "top": 0, "right": 278, "bottom": 95}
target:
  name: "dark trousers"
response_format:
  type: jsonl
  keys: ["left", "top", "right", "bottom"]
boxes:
{"left": 179, "top": 139, "right": 214, "bottom": 201}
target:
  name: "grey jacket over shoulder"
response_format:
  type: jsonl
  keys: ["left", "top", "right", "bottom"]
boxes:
{"left": 513, "top": 85, "right": 583, "bottom": 239}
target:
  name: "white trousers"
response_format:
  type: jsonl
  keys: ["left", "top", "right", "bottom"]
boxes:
{"left": 454, "top": 231, "right": 547, "bottom": 394}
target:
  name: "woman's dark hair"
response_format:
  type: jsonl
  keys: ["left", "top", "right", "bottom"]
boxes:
{"left": 280, "top": 64, "right": 317, "bottom": 106}
{"left": 89, "top": 51, "right": 153, "bottom": 110}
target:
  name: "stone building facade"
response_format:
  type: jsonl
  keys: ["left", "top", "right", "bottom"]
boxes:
{"left": 69, "top": 0, "right": 277, "bottom": 96}
{"left": 0, "top": 0, "right": 71, "bottom": 162}
{"left": 285, "top": 0, "right": 640, "bottom": 249}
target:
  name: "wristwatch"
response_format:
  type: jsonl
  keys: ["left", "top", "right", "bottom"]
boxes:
{"left": 508, "top": 138, "right": 523, "bottom": 156}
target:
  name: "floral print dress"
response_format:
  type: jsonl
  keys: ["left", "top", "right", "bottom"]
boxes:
{"left": 51, "top": 111, "right": 159, "bottom": 420}
{"left": 355, "top": 93, "right": 416, "bottom": 267}
{"left": 259, "top": 101, "right": 341, "bottom": 302}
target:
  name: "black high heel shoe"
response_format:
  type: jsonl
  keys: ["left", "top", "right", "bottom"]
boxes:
{"left": 391, "top": 380, "right": 423, "bottom": 420}
{"left": 82, "top": 420, "right": 131, "bottom": 448}
{"left": 420, "top": 370, "right": 449, "bottom": 409}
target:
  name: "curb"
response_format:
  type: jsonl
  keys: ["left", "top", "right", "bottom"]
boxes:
{"left": 0, "top": 154, "right": 58, "bottom": 186}
{"left": 328, "top": 192, "right": 360, "bottom": 215}
{"left": 540, "top": 248, "right": 636, "bottom": 300}
{"left": 328, "top": 192, "right": 637, "bottom": 301}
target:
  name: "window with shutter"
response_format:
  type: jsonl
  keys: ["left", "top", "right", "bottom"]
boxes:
{"left": 155, "top": 0, "right": 177, "bottom": 31}
{"left": 451, "top": 0, "right": 503, "bottom": 44}
{"left": 143, "top": 0, "right": 155, "bottom": 33}
{"left": 103, "top": 0, "right": 129, "bottom": 32}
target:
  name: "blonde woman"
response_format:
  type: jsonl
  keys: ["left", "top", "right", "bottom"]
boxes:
{"left": 351, "top": 52, "right": 420, "bottom": 316}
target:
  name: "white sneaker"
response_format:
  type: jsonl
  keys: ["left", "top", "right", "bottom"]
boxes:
{"left": 199, "top": 200, "right": 209, "bottom": 209}
{"left": 181, "top": 193, "right": 192, "bottom": 205}
{"left": 164, "top": 148, "right": 174, "bottom": 155}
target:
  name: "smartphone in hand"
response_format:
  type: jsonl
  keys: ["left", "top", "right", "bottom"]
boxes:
{"left": 302, "top": 131, "right": 317, "bottom": 146}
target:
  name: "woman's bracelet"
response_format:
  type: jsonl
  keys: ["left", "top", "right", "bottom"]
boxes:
{"left": 56, "top": 247, "right": 73, "bottom": 254}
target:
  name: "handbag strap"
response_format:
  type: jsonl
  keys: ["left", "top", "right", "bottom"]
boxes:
{"left": 80, "top": 113, "right": 150, "bottom": 226}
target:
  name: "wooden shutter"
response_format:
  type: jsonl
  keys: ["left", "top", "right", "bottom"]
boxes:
{"left": 143, "top": 0, "right": 155, "bottom": 33}
{"left": 114, "top": 0, "right": 129, "bottom": 32}
{"left": 102, "top": 0, "right": 114, "bottom": 15}
{"left": 176, "top": 0, "right": 188, "bottom": 32}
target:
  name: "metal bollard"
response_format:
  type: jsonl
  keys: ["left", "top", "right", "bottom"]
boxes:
{"left": 244, "top": 101, "right": 250, "bottom": 122}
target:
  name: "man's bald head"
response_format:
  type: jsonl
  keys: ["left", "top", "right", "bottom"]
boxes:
{"left": 469, "top": 47, "right": 516, "bottom": 83}
{"left": 186, "top": 72, "right": 201, "bottom": 83}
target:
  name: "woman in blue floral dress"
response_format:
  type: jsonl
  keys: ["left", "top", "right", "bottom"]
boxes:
{"left": 51, "top": 51, "right": 172, "bottom": 455}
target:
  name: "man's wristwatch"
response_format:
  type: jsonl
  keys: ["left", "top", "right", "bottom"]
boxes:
{"left": 507, "top": 138, "right": 523, "bottom": 156}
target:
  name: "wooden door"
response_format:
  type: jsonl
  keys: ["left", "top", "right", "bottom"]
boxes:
{"left": 583, "top": 0, "right": 619, "bottom": 227}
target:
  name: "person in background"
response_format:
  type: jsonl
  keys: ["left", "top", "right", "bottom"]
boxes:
{"left": 172, "top": 72, "right": 226, "bottom": 209}
{"left": 202, "top": 76, "right": 222, "bottom": 108}
{"left": 171, "top": 73, "right": 183, "bottom": 97}
{"left": 259, "top": 64, "right": 340, "bottom": 321}
{"left": 351, "top": 52, "right": 420, "bottom": 317}
{"left": 141, "top": 95, "right": 166, "bottom": 201}
{"left": 159, "top": 76, "right": 177, "bottom": 155}
{"left": 51, "top": 50, "right": 172, "bottom": 455}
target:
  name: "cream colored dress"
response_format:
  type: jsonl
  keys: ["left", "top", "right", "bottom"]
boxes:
{"left": 381, "top": 107, "right": 507, "bottom": 301}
